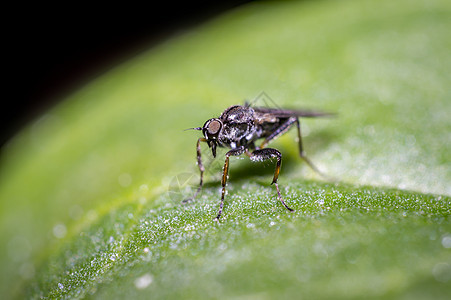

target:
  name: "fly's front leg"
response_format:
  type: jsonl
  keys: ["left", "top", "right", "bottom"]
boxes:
{"left": 215, "top": 146, "right": 245, "bottom": 220}
{"left": 250, "top": 148, "right": 294, "bottom": 212}
{"left": 183, "top": 137, "right": 207, "bottom": 203}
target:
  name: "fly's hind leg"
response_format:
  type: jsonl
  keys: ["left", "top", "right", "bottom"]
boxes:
{"left": 295, "top": 119, "right": 330, "bottom": 179}
{"left": 259, "top": 117, "right": 296, "bottom": 149}
{"left": 250, "top": 148, "right": 294, "bottom": 212}
{"left": 258, "top": 117, "right": 328, "bottom": 179}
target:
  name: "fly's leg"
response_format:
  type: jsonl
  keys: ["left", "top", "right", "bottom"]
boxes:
{"left": 295, "top": 119, "right": 330, "bottom": 179}
{"left": 183, "top": 138, "right": 207, "bottom": 203}
{"left": 215, "top": 146, "right": 246, "bottom": 220}
{"left": 259, "top": 117, "right": 296, "bottom": 149}
{"left": 250, "top": 148, "right": 294, "bottom": 212}
{"left": 259, "top": 117, "right": 329, "bottom": 179}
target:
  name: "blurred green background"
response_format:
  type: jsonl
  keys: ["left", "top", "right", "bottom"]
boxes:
{"left": 1, "top": 0, "right": 450, "bottom": 299}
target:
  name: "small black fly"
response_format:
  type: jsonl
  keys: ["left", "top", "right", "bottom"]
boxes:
{"left": 185, "top": 104, "right": 333, "bottom": 220}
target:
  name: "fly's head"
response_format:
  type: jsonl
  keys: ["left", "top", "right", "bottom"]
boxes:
{"left": 202, "top": 118, "right": 223, "bottom": 157}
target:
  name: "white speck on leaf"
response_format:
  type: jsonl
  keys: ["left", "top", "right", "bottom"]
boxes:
{"left": 441, "top": 234, "right": 451, "bottom": 248}
{"left": 432, "top": 263, "right": 451, "bottom": 283}
{"left": 139, "top": 184, "right": 149, "bottom": 192}
{"left": 53, "top": 224, "right": 67, "bottom": 239}
{"left": 134, "top": 273, "right": 153, "bottom": 289}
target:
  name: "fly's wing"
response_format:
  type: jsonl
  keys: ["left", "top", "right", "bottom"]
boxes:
{"left": 253, "top": 106, "right": 334, "bottom": 118}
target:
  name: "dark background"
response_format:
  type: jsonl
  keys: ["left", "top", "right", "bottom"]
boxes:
{"left": 2, "top": 1, "right": 251, "bottom": 147}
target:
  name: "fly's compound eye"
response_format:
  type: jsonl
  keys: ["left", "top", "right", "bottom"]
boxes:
{"left": 207, "top": 120, "right": 221, "bottom": 135}
{"left": 203, "top": 118, "right": 222, "bottom": 140}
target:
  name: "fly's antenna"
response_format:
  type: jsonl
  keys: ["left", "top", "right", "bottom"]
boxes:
{"left": 184, "top": 127, "right": 202, "bottom": 131}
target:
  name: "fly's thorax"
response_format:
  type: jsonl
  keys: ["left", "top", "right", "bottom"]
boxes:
{"left": 220, "top": 105, "right": 255, "bottom": 123}
{"left": 218, "top": 105, "right": 258, "bottom": 147}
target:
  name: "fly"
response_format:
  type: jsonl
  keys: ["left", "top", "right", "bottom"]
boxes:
{"left": 185, "top": 104, "right": 333, "bottom": 220}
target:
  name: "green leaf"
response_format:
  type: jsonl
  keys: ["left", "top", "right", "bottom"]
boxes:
{"left": 1, "top": 0, "right": 450, "bottom": 299}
